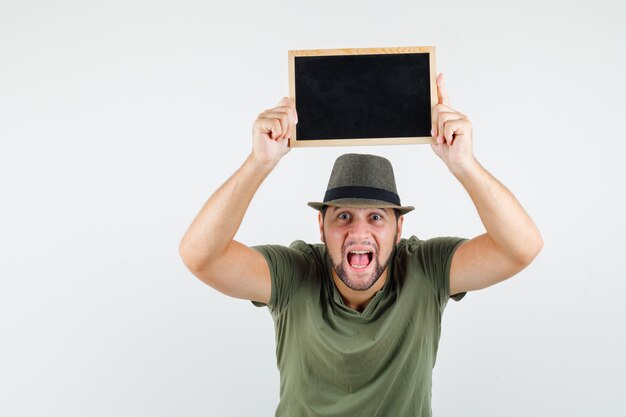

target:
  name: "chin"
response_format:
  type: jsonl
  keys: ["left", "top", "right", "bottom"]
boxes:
{"left": 335, "top": 259, "right": 384, "bottom": 291}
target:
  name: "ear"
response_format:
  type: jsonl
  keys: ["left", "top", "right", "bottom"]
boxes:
{"left": 396, "top": 215, "right": 404, "bottom": 244}
{"left": 318, "top": 211, "right": 325, "bottom": 243}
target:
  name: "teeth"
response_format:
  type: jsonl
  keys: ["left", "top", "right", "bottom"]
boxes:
{"left": 348, "top": 250, "right": 372, "bottom": 269}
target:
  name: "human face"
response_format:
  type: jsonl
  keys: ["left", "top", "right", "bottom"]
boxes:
{"left": 319, "top": 207, "right": 403, "bottom": 291}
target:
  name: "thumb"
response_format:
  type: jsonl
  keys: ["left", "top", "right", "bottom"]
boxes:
{"left": 277, "top": 96, "right": 289, "bottom": 106}
{"left": 436, "top": 73, "right": 452, "bottom": 107}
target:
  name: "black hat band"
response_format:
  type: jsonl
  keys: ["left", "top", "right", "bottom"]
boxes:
{"left": 323, "top": 186, "right": 401, "bottom": 206}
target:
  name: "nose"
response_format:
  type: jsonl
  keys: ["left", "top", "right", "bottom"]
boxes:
{"left": 347, "top": 217, "right": 371, "bottom": 241}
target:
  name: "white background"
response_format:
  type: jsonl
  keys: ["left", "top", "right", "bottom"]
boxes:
{"left": 1, "top": 0, "right": 625, "bottom": 416}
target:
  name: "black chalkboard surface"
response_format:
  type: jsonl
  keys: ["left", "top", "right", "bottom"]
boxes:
{"left": 288, "top": 46, "right": 437, "bottom": 147}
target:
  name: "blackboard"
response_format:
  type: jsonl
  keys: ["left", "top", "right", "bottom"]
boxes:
{"left": 288, "top": 46, "right": 437, "bottom": 147}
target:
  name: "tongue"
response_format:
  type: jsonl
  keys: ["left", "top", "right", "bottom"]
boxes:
{"left": 348, "top": 253, "right": 369, "bottom": 266}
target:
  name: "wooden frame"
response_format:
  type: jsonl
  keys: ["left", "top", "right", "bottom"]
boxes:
{"left": 288, "top": 46, "right": 437, "bottom": 147}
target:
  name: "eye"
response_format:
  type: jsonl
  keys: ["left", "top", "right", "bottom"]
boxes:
{"left": 338, "top": 212, "right": 351, "bottom": 220}
{"left": 371, "top": 213, "right": 383, "bottom": 221}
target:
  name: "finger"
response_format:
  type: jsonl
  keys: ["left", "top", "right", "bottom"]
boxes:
{"left": 284, "top": 102, "right": 298, "bottom": 138}
{"left": 254, "top": 115, "right": 283, "bottom": 140}
{"left": 437, "top": 111, "right": 464, "bottom": 141}
{"left": 280, "top": 107, "right": 294, "bottom": 141}
{"left": 263, "top": 97, "right": 296, "bottom": 140}
{"left": 270, "top": 118, "right": 284, "bottom": 140}
{"left": 276, "top": 97, "right": 298, "bottom": 124}
{"left": 437, "top": 73, "right": 452, "bottom": 107}
{"left": 285, "top": 97, "right": 298, "bottom": 124}
{"left": 259, "top": 111, "right": 291, "bottom": 141}
{"left": 283, "top": 97, "right": 298, "bottom": 124}
{"left": 442, "top": 119, "right": 469, "bottom": 145}
{"left": 431, "top": 102, "right": 456, "bottom": 137}
{"left": 278, "top": 131, "right": 291, "bottom": 148}
{"left": 265, "top": 105, "right": 297, "bottom": 133}
{"left": 273, "top": 97, "right": 290, "bottom": 139}
{"left": 282, "top": 108, "right": 294, "bottom": 141}
{"left": 276, "top": 96, "right": 289, "bottom": 107}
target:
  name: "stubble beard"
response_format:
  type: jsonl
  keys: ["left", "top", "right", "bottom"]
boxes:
{"left": 333, "top": 254, "right": 391, "bottom": 291}
{"left": 326, "top": 231, "right": 398, "bottom": 292}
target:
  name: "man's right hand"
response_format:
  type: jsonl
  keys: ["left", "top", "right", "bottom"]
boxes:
{"left": 252, "top": 97, "right": 298, "bottom": 166}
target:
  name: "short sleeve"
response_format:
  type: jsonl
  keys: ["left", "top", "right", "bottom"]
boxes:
{"left": 415, "top": 236, "right": 468, "bottom": 306}
{"left": 250, "top": 243, "right": 312, "bottom": 315}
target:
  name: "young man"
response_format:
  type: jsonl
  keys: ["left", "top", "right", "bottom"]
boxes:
{"left": 179, "top": 74, "right": 543, "bottom": 416}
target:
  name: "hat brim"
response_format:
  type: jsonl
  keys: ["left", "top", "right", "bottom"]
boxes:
{"left": 308, "top": 198, "right": 414, "bottom": 215}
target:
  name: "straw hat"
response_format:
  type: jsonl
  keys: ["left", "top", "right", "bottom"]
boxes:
{"left": 307, "top": 153, "right": 414, "bottom": 215}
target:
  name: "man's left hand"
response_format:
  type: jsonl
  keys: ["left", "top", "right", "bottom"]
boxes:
{"left": 431, "top": 73, "right": 475, "bottom": 173}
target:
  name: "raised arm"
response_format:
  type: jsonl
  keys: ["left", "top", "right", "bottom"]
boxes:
{"left": 430, "top": 74, "right": 543, "bottom": 295}
{"left": 178, "top": 97, "right": 297, "bottom": 304}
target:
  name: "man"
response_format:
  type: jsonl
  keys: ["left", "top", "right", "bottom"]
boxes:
{"left": 179, "top": 73, "right": 543, "bottom": 416}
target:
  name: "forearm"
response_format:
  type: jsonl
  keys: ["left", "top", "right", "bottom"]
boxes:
{"left": 453, "top": 158, "right": 543, "bottom": 264}
{"left": 179, "top": 154, "right": 276, "bottom": 270}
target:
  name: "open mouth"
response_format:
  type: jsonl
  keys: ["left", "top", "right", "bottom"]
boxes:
{"left": 347, "top": 250, "right": 373, "bottom": 270}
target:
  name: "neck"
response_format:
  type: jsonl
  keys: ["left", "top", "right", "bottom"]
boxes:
{"left": 331, "top": 268, "right": 389, "bottom": 313}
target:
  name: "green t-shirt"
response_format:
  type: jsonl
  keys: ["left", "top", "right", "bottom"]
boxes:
{"left": 251, "top": 235, "right": 467, "bottom": 417}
